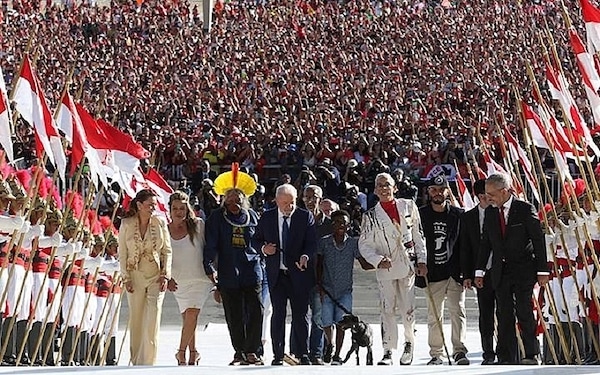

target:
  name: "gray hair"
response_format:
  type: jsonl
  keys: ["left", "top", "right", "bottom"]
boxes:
{"left": 486, "top": 173, "right": 512, "bottom": 190}
{"left": 321, "top": 199, "right": 339, "bottom": 211}
{"left": 375, "top": 172, "right": 396, "bottom": 186}
{"left": 303, "top": 185, "right": 323, "bottom": 199}
{"left": 276, "top": 183, "right": 297, "bottom": 199}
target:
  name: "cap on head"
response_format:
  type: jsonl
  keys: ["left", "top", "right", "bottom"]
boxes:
{"left": 429, "top": 174, "right": 449, "bottom": 188}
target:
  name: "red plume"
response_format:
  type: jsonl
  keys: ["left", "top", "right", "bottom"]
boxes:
{"left": 88, "top": 210, "right": 102, "bottom": 235}
{"left": 0, "top": 151, "right": 15, "bottom": 179}
{"left": 232, "top": 162, "right": 239, "bottom": 189}
{"left": 15, "top": 170, "right": 32, "bottom": 193}
{"left": 66, "top": 190, "right": 84, "bottom": 218}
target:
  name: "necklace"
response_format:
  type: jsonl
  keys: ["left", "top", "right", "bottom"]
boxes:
{"left": 333, "top": 237, "right": 346, "bottom": 250}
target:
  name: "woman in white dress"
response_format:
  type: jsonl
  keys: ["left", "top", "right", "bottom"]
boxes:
{"left": 167, "top": 191, "right": 214, "bottom": 366}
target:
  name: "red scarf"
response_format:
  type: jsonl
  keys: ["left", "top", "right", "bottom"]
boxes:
{"left": 380, "top": 200, "right": 400, "bottom": 224}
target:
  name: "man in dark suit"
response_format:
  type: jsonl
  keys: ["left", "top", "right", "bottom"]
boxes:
{"left": 253, "top": 184, "right": 317, "bottom": 366}
{"left": 474, "top": 173, "right": 549, "bottom": 365}
{"left": 460, "top": 179, "right": 497, "bottom": 364}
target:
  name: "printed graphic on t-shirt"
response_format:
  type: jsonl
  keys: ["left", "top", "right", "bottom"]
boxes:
{"left": 432, "top": 221, "right": 448, "bottom": 265}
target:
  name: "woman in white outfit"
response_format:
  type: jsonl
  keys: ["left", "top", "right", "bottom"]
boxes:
{"left": 167, "top": 191, "right": 214, "bottom": 366}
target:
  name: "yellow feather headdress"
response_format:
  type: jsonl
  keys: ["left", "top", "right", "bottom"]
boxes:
{"left": 213, "top": 163, "right": 257, "bottom": 197}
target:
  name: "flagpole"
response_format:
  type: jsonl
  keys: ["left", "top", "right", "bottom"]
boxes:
{"left": 54, "top": 183, "right": 97, "bottom": 364}
{"left": 7, "top": 18, "right": 38, "bottom": 100}
{"left": 30, "top": 160, "right": 91, "bottom": 364}
{"left": 13, "top": 70, "right": 81, "bottom": 364}
{"left": 542, "top": 27, "right": 600, "bottom": 320}
{"left": 68, "top": 186, "right": 106, "bottom": 365}
{"left": 85, "top": 190, "right": 122, "bottom": 365}
{"left": 526, "top": 62, "right": 600, "bottom": 362}
{"left": 85, "top": 271, "right": 117, "bottom": 366}
{"left": 99, "top": 278, "right": 125, "bottom": 366}
{"left": 515, "top": 87, "right": 574, "bottom": 362}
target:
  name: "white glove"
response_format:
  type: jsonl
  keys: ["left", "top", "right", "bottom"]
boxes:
{"left": 37, "top": 231, "right": 63, "bottom": 248}
{"left": 73, "top": 241, "right": 83, "bottom": 254}
{"left": 29, "top": 224, "right": 43, "bottom": 238}
{"left": 575, "top": 214, "right": 586, "bottom": 227}
{"left": 76, "top": 245, "right": 89, "bottom": 260}
{"left": 56, "top": 241, "right": 76, "bottom": 257}
{"left": 83, "top": 256, "right": 103, "bottom": 271}
{"left": 18, "top": 220, "right": 31, "bottom": 235}
{"left": 100, "top": 259, "right": 120, "bottom": 273}
{"left": 594, "top": 201, "right": 600, "bottom": 213}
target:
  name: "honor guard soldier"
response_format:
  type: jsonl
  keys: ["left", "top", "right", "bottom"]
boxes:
{"left": 2, "top": 178, "right": 30, "bottom": 366}
{"left": 59, "top": 215, "right": 85, "bottom": 366}
{"left": 38, "top": 207, "right": 75, "bottom": 366}
{"left": 14, "top": 197, "right": 47, "bottom": 365}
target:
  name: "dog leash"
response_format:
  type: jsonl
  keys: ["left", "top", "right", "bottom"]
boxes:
{"left": 317, "top": 282, "right": 353, "bottom": 316}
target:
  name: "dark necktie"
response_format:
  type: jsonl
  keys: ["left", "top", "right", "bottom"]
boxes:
{"left": 282, "top": 216, "right": 290, "bottom": 250}
{"left": 499, "top": 206, "right": 506, "bottom": 237}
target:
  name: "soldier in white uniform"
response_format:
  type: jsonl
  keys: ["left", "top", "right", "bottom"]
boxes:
{"left": 2, "top": 179, "right": 29, "bottom": 366}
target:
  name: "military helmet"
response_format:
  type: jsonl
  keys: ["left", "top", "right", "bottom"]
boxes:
{"left": 0, "top": 180, "right": 15, "bottom": 200}
{"left": 7, "top": 178, "right": 27, "bottom": 202}
{"left": 45, "top": 206, "right": 63, "bottom": 224}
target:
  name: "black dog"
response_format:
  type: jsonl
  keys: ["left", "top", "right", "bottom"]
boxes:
{"left": 338, "top": 314, "right": 373, "bottom": 365}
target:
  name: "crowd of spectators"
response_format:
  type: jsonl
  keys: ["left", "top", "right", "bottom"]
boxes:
{"left": 1, "top": 0, "right": 597, "bottom": 212}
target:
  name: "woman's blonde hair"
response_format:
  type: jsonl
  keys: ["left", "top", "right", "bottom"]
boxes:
{"left": 123, "top": 189, "right": 157, "bottom": 218}
{"left": 168, "top": 190, "right": 198, "bottom": 244}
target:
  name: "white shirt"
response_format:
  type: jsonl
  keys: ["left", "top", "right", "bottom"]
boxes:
{"left": 278, "top": 209, "right": 294, "bottom": 270}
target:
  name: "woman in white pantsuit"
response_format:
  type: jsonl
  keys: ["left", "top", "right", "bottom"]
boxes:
{"left": 119, "top": 189, "right": 172, "bottom": 366}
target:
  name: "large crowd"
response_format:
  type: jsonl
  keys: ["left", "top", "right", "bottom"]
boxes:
{"left": 2, "top": 0, "right": 597, "bottom": 208}
{"left": 1, "top": 0, "right": 600, "bottom": 368}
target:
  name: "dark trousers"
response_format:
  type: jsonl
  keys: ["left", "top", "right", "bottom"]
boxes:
{"left": 290, "top": 287, "right": 323, "bottom": 359}
{"left": 477, "top": 272, "right": 496, "bottom": 361}
{"left": 220, "top": 285, "right": 264, "bottom": 356}
{"left": 270, "top": 271, "right": 310, "bottom": 360}
{"left": 495, "top": 274, "right": 538, "bottom": 363}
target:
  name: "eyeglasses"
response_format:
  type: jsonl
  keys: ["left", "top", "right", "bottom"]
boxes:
{"left": 376, "top": 182, "right": 394, "bottom": 189}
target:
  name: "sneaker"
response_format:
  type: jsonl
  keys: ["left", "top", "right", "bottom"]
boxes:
{"left": 453, "top": 352, "right": 470, "bottom": 365}
{"left": 331, "top": 355, "right": 342, "bottom": 365}
{"left": 377, "top": 350, "right": 393, "bottom": 365}
{"left": 427, "top": 357, "right": 443, "bottom": 365}
{"left": 324, "top": 344, "right": 333, "bottom": 363}
{"left": 399, "top": 342, "right": 413, "bottom": 365}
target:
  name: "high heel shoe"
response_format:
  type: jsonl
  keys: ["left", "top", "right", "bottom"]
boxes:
{"left": 175, "top": 349, "right": 187, "bottom": 366}
{"left": 188, "top": 350, "right": 200, "bottom": 365}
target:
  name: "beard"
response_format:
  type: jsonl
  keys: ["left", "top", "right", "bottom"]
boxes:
{"left": 431, "top": 195, "right": 446, "bottom": 205}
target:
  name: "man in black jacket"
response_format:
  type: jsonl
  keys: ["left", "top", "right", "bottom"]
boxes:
{"left": 460, "top": 180, "right": 497, "bottom": 364}
{"left": 474, "top": 173, "right": 548, "bottom": 365}
{"left": 418, "top": 175, "right": 469, "bottom": 366}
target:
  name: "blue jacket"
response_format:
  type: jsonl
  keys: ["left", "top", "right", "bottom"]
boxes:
{"left": 204, "top": 208, "right": 262, "bottom": 289}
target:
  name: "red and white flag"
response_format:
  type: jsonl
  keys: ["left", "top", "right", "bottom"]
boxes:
{"left": 581, "top": 0, "right": 600, "bottom": 53}
{"left": 76, "top": 104, "right": 149, "bottom": 179}
{"left": 12, "top": 56, "right": 66, "bottom": 181}
{"left": 124, "top": 169, "right": 173, "bottom": 221}
{"left": 520, "top": 100, "right": 573, "bottom": 183}
{"left": 569, "top": 28, "right": 600, "bottom": 131}
{"left": 454, "top": 168, "right": 475, "bottom": 210}
{"left": 143, "top": 167, "right": 174, "bottom": 213}
{"left": 505, "top": 130, "right": 541, "bottom": 204}
{"left": 545, "top": 63, "right": 600, "bottom": 156}
{"left": 56, "top": 91, "right": 106, "bottom": 188}
{"left": 0, "top": 66, "right": 13, "bottom": 163}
